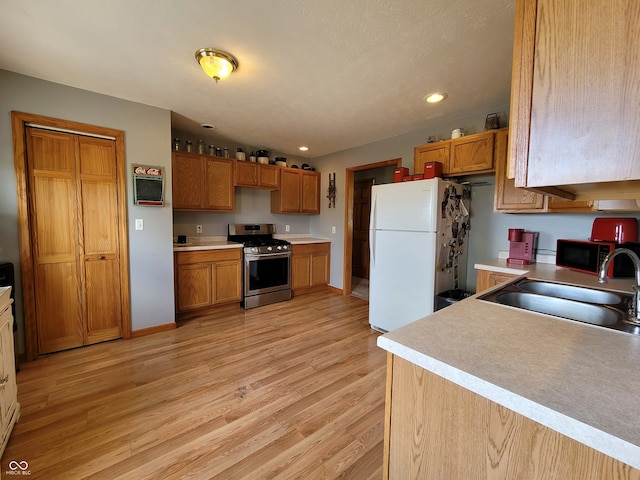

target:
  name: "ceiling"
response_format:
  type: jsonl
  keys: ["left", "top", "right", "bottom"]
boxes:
{"left": 0, "top": 0, "right": 516, "bottom": 158}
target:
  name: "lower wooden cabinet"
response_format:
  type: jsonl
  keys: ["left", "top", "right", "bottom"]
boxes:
{"left": 0, "top": 289, "right": 19, "bottom": 458}
{"left": 384, "top": 354, "right": 639, "bottom": 480}
{"left": 174, "top": 249, "right": 242, "bottom": 313}
{"left": 475, "top": 269, "right": 519, "bottom": 293}
{"left": 291, "top": 243, "right": 330, "bottom": 293}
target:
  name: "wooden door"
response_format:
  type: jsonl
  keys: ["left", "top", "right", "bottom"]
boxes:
{"left": 27, "top": 128, "right": 84, "bottom": 353}
{"left": 234, "top": 161, "right": 259, "bottom": 187}
{"left": 212, "top": 260, "right": 242, "bottom": 304}
{"left": 176, "top": 263, "right": 212, "bottom": 311}
{"left": 26, "top": 127, "right": 124, "bottom": 354}
{"left": 352, "top": 178, "right": 373, "bottom": 278}
{"left": 414, "top": 143, "right": 450, "bottom": 175}
{"left": 449, "top": 132, "right": 495, "bottom": 175}
{"left": 78, "top": 137, "right": 123, "bottom": 344}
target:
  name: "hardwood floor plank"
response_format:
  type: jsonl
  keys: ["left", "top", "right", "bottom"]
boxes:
{"left": 2, "top": 291, "right": 385, "bottom": 479}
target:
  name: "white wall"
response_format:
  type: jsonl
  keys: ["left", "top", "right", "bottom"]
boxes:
{"left": 0, "top": 70, "right": 175, "bottom": 352}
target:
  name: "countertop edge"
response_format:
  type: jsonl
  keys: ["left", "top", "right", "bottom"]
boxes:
{"left": 377, "top": 335, "right": 640, "bottom": 470}
{"left": 173, "top": 242, "right": 243, "bottom": 252}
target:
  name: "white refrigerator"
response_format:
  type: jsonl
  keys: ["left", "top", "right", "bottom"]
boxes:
{"left": 368, "top": 179, "right": 470, "bottom": 332}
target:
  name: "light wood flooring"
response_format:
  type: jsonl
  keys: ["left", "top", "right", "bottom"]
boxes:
{"left": 3, "top": 291, "right": 386, "bottom": 479}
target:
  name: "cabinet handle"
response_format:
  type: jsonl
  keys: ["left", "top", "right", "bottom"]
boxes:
{"left": 0, "top": 374, "right": 9, "bottom": 386}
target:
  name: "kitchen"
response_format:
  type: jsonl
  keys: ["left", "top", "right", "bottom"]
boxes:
{"left": 2, "top": 0, "right": 640, "bottom": 477}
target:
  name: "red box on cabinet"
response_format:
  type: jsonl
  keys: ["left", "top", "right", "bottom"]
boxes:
{"left": 393, "top": 167, "right": 409, "bottom": 183}
{"left": 402, "top": 175, "right": 413, "bottom": 182}
{"left": 423, "top": 161, "right": 443, "bottom": 179}
{"left": 413, "top": 174, "right": 424, "bottom": 180}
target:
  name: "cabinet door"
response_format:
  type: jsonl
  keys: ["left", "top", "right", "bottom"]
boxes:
{"left": 172, "top": 153, "right": 205, "bottom": 209}
{"left": 234, "top": 161, "right": 259, "bottom": 187}
{"left": 301, "top": 171, "right": 320, "bottom": 214}
{"left": 494, "top": 129, "right": 545, "bottom": 212}
{"left": 546, "top": 197, "right": 596, "bottom": 212}
{"left": 259, "top": 165, "right": 280, "bottom": 189}
{"left": 0, "top": 308, "right": 17, "bottom": 432}
{"left": 292, "top": 255, "right": 311, "bottom": 289}
{"left": 449, "top": 132, "right": 495, "bottom": 175}
{"left": 414, "top": 143, "right": 450, "bottom": 175}
{"left": 176, "top": 263, "right": 212, "bottom": 311}
{"left": 511, "top": 0, "right": 640, "bottom": 193}
{"left": 476, "top": 270, "right": 518, "bottom": 294}
{"left": 205, "top": 157, "right": 234, "bottom": 211}
{"left": 310, "top": 252, "right": 329, "bottom": 286}
{"left": 212, "top": 260, "right": 242, "bottom": 304}
{"left": 279, "top": 170, "right": 302, "bottom": 213}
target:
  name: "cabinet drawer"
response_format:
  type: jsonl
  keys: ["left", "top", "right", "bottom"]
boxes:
{"left": 292, "top": 242, "right": 330, "bottom": 255}
{"left": 175, "top": 249, "right": 241, "bottom": 265}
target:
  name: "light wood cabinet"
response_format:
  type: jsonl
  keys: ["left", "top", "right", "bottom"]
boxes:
{"left": 509, "top": 0, "right": 640, "bottom": 201}
{"left": 384, "top": 354, "right": 639, "bottom": 480}
{"left": 0, "top": 289, "right": 19, "bottom": 458}
{"left": 291, "top": 243, "right": 330, "bottom": 293}
{"left": 172, "top": 152, "right": 234, "bottom": 211}
{"left": 414, "top": 130, "right": 497, "bottom": 177}
{"left": 174, "top": 249, "right": 242, "bottom": 313}
{"left": 475, "top": 269, "right": 519, "bottom": 294}
{"left": 234, "top": 161, "right": 280, "bottom": 189}
{"left": 271, "top": 168, "right": 321, "bottom": 214}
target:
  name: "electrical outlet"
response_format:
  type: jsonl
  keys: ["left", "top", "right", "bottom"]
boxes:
{"left": 332, "top": 226, "right": 336, "bottom": 234}
{"left": 135, "top": 219, "right": 144, "bottom": 231}
{"left": 196, "top": 225, "right": 202, "bottom": 234}
{"left": 285, "top": 225, "right": 290, "bottom": 232}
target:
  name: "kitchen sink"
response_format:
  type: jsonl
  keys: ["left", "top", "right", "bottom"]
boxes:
{"left": 479, "top": 278, "right": 639, "bottom": 335}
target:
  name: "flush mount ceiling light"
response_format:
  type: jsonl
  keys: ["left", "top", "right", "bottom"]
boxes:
{"left": 195, "top": 48, "right": 238, "bottom": 83}
{"left": 424, "top": 92, "right": 447, "bottom": 104}
{"left": 298, "top": 146, "right": 309, "bottom": 152}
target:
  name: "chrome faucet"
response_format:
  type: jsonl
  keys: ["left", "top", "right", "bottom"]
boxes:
{"left": 598, "top": 247, "right": 640, "bottom": 324}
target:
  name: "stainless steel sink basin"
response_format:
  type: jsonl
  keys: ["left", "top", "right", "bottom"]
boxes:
{"left": 494, "top": 292, "right": 621, "bottom": 326}
{"left": 478, "top": 278, "right": 638, "bottom": 335}
{"left": 517, "top": 280, "right": 624, "bottom": 305}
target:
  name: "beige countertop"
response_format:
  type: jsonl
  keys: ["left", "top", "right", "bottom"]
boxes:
{"left": 275, "top": 235, "right": 331, "bottom": 245}
{"left": 378, "top": 262, "right": 640, "bottom": 470}
{"left": 173, "top": 240, "right": 242, "bottom": 252}
{"left": 172, "top": 234, "right": 330, "bottom": 251}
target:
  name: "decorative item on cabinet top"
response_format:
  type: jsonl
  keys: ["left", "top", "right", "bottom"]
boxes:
{"left": 327, "top": 172, "right": 336, "bottom": 208}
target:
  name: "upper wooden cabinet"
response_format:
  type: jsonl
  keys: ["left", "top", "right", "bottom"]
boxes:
{"left": 509, "top": 0, "right": 640, "bottom": 201}
{"left": 172, "top": 152, "right": 234, "bottom": 211}
{"left": 414, "top": 130, "right": 497, "bottom": 177}
{"left": 234, "top": 162, "right": 280, "bottom": 189}
{"left": 271, "top": 168, "right": 321, "bottom": 214}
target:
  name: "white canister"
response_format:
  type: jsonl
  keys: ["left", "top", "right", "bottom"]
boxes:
{"left": 451, "top": 128, "right": 464, "bottom": 139}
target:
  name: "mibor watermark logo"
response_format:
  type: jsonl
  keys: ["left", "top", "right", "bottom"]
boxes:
{"left": 5, "top": 460, "right": 31, "bottom": 476}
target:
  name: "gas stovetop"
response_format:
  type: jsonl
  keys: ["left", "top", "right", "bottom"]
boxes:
{"left": 228, "top": 223, "right": 291, "bottom": 254}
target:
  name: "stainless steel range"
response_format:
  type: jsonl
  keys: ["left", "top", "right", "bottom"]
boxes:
{"left": 228, "top": 224, "right": 292, "bottom": 309}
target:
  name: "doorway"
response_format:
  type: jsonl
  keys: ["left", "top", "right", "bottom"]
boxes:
{"left": 12, "top": 112, "right": 131, "bottom": 360}
{"left": 343, "top": 158, "right": 401, "bottom": 298}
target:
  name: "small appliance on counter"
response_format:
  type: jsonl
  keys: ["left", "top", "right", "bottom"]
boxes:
{"left": 556, "top": 217, "right": 640, "bottom": 277}
{"left": 590, "top": 217, "right": 638, "bottom": 243}
{"left": 507, "top": 228, "right": 538, "bottom": 265}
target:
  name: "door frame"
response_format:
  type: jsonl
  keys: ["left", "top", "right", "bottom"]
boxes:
{"left": 11, "top": 111, "right": 131, "bottom": 360}
{"left": 343, "top": 158, "right": 401, "bottom": 296}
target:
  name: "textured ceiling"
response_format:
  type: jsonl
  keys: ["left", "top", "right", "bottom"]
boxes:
{"left": 0, "top": 0, "right": 516, "bottom": 158}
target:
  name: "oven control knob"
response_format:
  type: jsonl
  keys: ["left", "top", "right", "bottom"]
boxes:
{"left": 283, "top": 245, "right": 289, "bottom": 250}
{"left": 277, "top": 245, "right": 282, "bottom": 251}
{"left": 250, "top": 247, "right": 258, "bottom": 253}
{"left": 267, "top": 246, "right": 273, "bottom": 252}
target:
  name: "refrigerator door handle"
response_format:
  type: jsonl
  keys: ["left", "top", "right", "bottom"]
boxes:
{"left": 369, "top": 192, "right": 377, "bottom": 266}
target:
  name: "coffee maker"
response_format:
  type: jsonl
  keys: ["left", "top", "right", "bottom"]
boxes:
{"left": 507, "top": 228, "right": 538, "bottom": 265}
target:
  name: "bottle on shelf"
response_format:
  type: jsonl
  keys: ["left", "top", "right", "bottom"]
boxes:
{"left": 223, "top": 147, "right": 230, "bottom": 158}
{"left": 236, "top": 148, "right": 246, "bottom": 161}
{"left": 208, "top": 144, "right": 215, "bottom": 156}
{"left": 197, "top": 139, "right": 205, "bottom": 154}
{"left": 185, "top": 141, "right": 192, "bottom": 152}
{"left": 173, "top": 138, "right": 180, "bottom": 151}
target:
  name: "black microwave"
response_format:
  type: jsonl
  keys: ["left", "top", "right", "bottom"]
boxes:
{"left": 556, "top": 239, "right": 640, "bottom": 277}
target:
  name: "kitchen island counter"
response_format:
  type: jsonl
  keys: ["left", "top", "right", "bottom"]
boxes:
{"left": 378, "top": 272, "right": 640, "bottom": 471}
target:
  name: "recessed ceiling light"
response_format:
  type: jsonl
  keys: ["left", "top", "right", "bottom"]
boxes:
{"left": 299, "top": 146, "right": 309, "bottom": 151}
{"left": 200, "top": 123, "right": 216, "bottom": 130}
{"left": 424, "top": 92, "right": 447, "bottom": 104}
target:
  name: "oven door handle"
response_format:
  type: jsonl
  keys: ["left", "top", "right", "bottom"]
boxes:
{"left": 245, "top": 252, "right": 291, "bottom": 261}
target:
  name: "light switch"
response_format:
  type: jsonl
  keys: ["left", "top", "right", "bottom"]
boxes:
{"left": 332, "top": 226, "right": 336, "bottom": 234}
{"left": 285, "top": 225, "right": 290, "bottom": 232}
{"left": 135, "top": 219, "right": 144, "bottom": 231}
